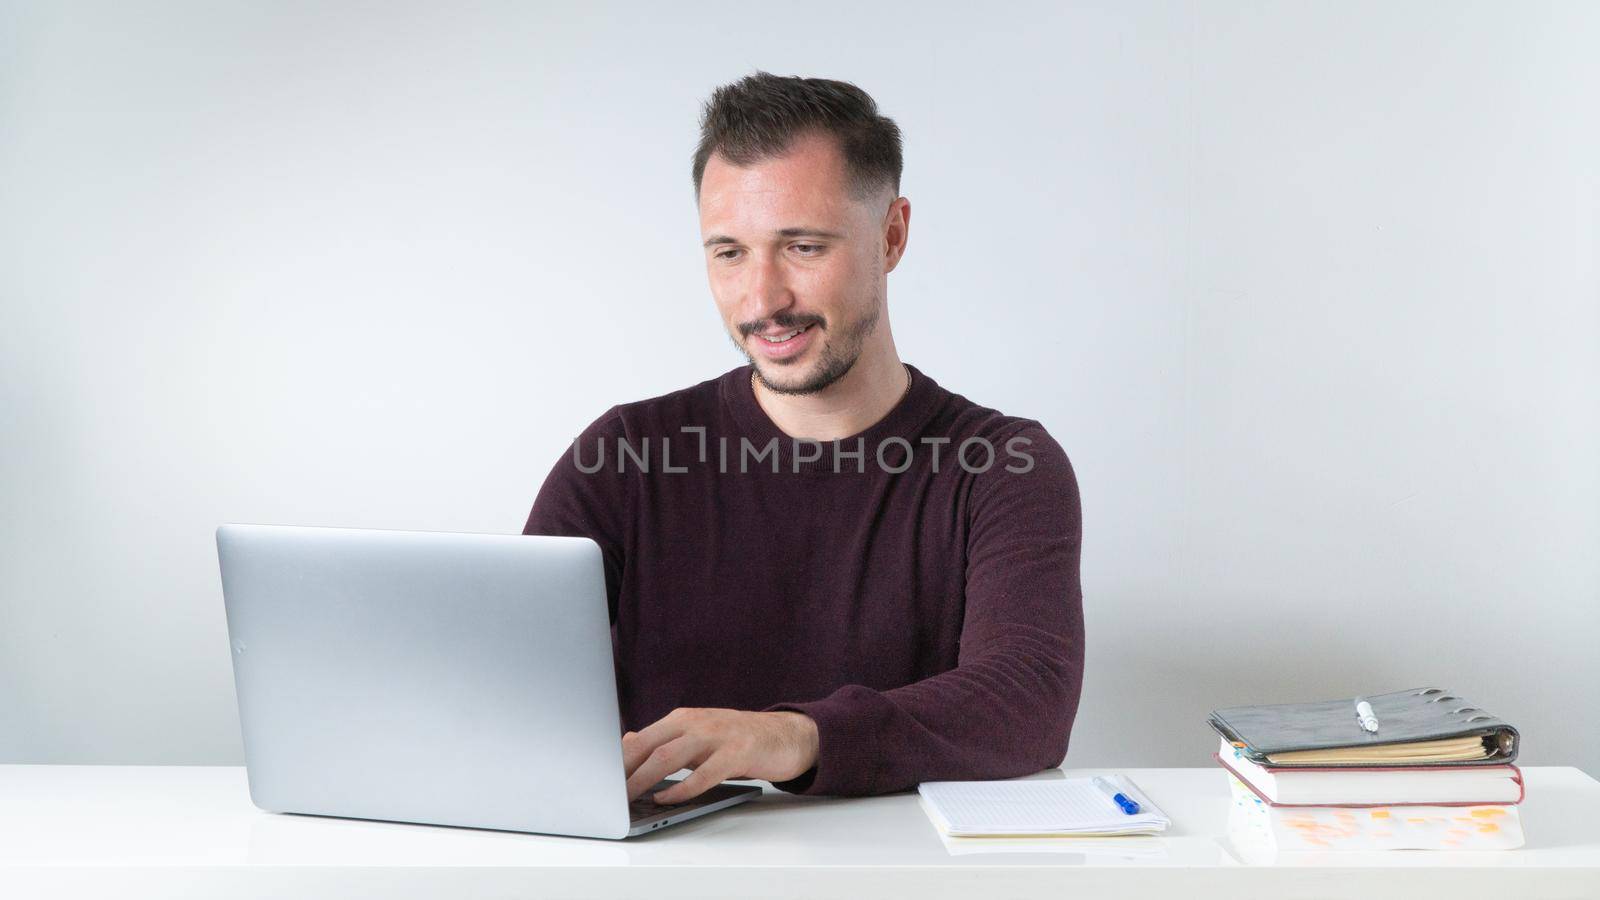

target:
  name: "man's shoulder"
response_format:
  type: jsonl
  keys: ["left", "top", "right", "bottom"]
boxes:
{"left": 576, "top": 368, "right": 736, "bottom": 438}
{"left": 927, "top": 383, "right": 1078, "bottom": 517}
{"left": 931, "top": 382, "right": 1062, "bottom": 451}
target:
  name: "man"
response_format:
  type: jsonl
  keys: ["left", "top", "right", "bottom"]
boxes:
{"left": 523, "top": 72, "right": 1083, "bottom": 805}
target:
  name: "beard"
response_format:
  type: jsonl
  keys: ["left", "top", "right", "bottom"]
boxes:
{"left": 736, "top": 297, "right": 881, "bottom": 396}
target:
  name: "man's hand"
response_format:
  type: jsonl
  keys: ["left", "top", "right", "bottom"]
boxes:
{"left": 622, "top": 708, "right": 819, "bottom": 804}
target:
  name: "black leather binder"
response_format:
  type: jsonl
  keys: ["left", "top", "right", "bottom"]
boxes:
{"left": 1207, "top": 687, "right": 1520, "bottom": 767}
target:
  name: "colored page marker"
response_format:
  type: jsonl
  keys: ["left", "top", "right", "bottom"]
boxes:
{"left": 1092, "top": 776, "right": 1140, "bottom": 815}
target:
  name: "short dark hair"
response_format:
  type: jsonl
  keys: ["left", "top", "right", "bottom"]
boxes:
{"left": 691, "top": 71, "right": 903, "bottom": 203}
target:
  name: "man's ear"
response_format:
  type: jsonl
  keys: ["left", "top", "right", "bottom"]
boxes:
{"left": 883, "top": 196, "right": 911, "bottom": 273}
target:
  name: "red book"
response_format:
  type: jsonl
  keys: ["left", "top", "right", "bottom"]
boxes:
{"left": 1216, "top": 737, "right": 1524, "bottom": 807}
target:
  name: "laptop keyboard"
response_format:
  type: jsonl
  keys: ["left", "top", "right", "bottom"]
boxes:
{"left": 628, "top": 795, "right": 689, "bottom": 821}
{"left": 629, "top": 780, "right": 695, "bottom": 822}
{"left": 628, "top": 778, "right": 758, "bottom": 824}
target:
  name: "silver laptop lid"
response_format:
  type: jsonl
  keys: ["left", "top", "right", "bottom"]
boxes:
{"left": 216, "top": 524, "right": 632, "bottom": 839}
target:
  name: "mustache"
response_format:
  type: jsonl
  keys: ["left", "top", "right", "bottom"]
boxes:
{"left": 739, "top": 313, "right": 825, "bottom": 338}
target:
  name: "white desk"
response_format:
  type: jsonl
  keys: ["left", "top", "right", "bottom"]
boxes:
{"left": 3, "top": 765, "right": 1597, "bottom": 899}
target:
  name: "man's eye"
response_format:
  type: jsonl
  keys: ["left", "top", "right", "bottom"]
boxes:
{"left": 715, "top": 249, "right": 743, "bottom": 261}
{"left": 792, "top": 244, "right": 821, "bottom": 254}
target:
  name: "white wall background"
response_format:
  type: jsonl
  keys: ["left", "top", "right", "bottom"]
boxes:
{"left": 3, "top": 1, "right": 1596, "bottom": 774}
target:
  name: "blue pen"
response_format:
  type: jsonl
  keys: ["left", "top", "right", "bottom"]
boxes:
{"left": 1092, "top": 776, "right": 1140, "bottom": 815}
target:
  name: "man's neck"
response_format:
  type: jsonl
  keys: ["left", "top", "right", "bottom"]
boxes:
{"left": 753, "top": 349, "right": 909, "bottom": 443}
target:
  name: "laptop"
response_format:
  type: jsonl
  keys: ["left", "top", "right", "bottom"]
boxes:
{"left": 215, "top": 523, "right": 761, "bottom": 839}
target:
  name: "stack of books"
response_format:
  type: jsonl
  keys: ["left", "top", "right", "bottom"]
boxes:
{"left": 1208, "top": 687, "right": 1525, "bottom": 852}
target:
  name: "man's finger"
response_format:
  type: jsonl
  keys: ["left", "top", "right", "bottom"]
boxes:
{"left": 651, "top": 753, "right": 732, "bottom": 805}
{"left": 625, "top": 736, "right": 706, "bottom": 801}
{"left": 621, "top": 714, "right": 686, "bottom": 777}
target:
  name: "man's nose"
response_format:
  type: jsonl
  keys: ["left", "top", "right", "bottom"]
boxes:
{"left": 745, "top": 252, "right": 794, "bottom": 322}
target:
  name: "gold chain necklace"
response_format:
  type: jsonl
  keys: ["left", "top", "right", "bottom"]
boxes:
{"left": 753, "top": 363, "right": 911, "bottom": 402}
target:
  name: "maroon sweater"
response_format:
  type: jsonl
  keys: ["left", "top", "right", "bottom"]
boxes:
{"left": 522, "top": 363, "right": 1084, "bottom": 796}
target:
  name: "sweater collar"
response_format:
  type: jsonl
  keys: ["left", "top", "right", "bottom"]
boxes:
{"left": 721, "top": 361, "right": 944, "bottom": 472}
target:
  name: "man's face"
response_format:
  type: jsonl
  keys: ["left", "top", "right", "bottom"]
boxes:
{"left": 698, "top": 131, "right": 893, "bottom": 395}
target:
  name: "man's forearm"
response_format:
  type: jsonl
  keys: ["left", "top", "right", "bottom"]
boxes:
{"left": 762, "top": 628, "right": 1082, "bottom": 796}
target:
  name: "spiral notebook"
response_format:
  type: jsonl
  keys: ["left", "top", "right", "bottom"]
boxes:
{"left": 917, "top": 775, "right": 1170, "bottom": 837}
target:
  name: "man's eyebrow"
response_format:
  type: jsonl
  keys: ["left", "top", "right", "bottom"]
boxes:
{"left": 702, "top": 227, "right": 845, "bottom": 248}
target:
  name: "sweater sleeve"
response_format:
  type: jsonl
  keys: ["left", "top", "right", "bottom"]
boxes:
{"left": 761, "top": 423, "right": 1085, "bottom": 796}
{"left": 521, "top": 406, "right": 630, "bottom": 625}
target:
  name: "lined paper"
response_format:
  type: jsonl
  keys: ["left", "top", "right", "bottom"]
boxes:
{"left": 918, "top": 776, "right": 1170, "bottom": 837}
